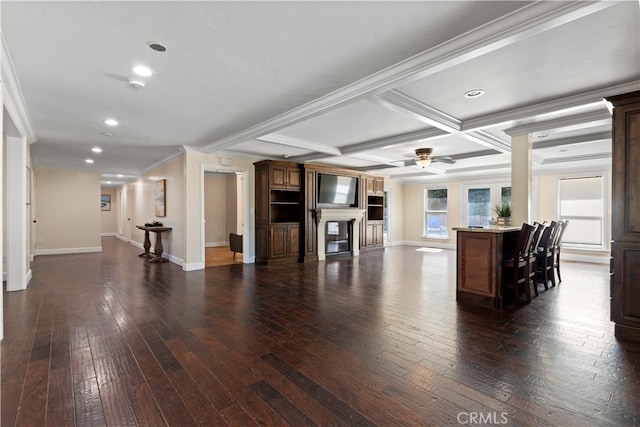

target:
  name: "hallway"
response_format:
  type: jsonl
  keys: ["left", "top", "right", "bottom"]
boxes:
{"left": 2, "top": 237, "right": 639, "bottom": 426}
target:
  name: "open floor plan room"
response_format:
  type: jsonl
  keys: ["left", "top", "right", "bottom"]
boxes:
{"left": 2, "top": 237, "right": 640, "bottom": 426}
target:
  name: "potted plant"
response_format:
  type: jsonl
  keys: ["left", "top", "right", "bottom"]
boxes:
{"left": 493, "top": 203, "right": 512, "bottom": 226}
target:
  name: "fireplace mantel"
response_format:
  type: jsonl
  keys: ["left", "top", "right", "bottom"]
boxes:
{"left": 315, "top": 209, "right": 366, "bottom": 261}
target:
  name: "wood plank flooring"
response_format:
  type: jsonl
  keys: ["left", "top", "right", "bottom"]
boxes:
{"left": 205, "top": 246, "right": 243, "bottom": 268}
{"left": 2, "top": 237, "right": 640, "bottom": 426}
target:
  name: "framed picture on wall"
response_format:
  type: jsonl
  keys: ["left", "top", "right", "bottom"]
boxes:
{"left": 155, "top": 179, "right": 166, "bottom": 217}
{"left": 101, "top": 194, "right": 111, "bottom": 211}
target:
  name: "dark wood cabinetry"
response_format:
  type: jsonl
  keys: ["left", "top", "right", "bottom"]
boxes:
{"left": 361, "top": 177, "right": 385, "bottom": 249}
{"left": 256, "top": 161, "right": 385, "bottom": 263}
{"left": 255, "top": 160, "right": 302, "bottom": 264}
{"left": 608, "top": 90, "right": 640, "bottom": 343}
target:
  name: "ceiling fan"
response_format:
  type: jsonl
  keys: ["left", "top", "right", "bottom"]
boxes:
{"left": 403, "top": 148, "right": 456, "bottom": 168}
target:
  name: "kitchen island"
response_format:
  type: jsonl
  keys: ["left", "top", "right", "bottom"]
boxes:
{"left": 453, "top": 225, "right": 521, "bottom": 308}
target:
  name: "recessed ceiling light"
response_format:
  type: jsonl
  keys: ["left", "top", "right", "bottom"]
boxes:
{"left": 92, "top": 147, "right": 103, "bottom": 153}
{"left": 149, "top": 42, "right": 167, "bottom": 52}
{"left": 106, "top": 181, "right": 112, "bottom": 184}
{"left": 104, "top": 119, "right": 119, "bottom": 126}
{"left": 132, "top": 65, "right": 153, "bottom": 77}
{"left": 464, "top": 89, "right": 485, "bottom": 98}
{"left": 100, "top": 132, "right": 114, "bottom": 137}
{"left": 128, "top": 79, "right": 146, "bottom": 89}
{"left": 85, "top": 159, "right": 94, "bottom": 164}
{"left": 117, "top": 174, "right": 124, "bottom": 178}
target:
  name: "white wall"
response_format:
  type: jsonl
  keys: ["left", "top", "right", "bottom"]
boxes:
{"left": 34, "top": 168, "right": 101, "bottom": 254}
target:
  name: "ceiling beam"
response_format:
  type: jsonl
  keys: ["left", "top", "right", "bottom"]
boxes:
{"left": 257, "top": 134, "right": 341, "bottom": 156}
{"left": 200, "top": 1, "right": 615, "bottom": 154}
{"left": 341, "top": 128, "right": 448, "bottom": 155}
{"left": 533, "top": 131, "right": 611, "bottom": 150}
{"left": 503, "top": 109, "right": 611, "bottom": 136}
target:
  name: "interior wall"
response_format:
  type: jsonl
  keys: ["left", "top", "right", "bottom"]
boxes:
{"left": 204, "top": 173, "right": 228, "bottom": 246}
{"left": 100, "top": 187, "right": 117, "bottom": 236}
{"left": 34, "top": 167, "right": 101, "bottom": 254}
{"left": 126, "top": 154, "right": 186, "bottom": 264}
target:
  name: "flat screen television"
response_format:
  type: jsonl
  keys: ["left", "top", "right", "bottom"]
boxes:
{"left": 317, "top": 173, "right": 358, "bottom": 206}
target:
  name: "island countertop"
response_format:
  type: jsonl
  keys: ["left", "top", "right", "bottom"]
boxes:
{"left": 452, "top": 225, "right": 521, "bottom": 233}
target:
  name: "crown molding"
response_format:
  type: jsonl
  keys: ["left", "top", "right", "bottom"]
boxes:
{"left": 541, "top": 152, "right": 611, "bottom": 164}
{"left": 463, "top": 81, "right": 639, "bottom": 132}
{"left": 533, "top": 131, "right": 611, "bottom": 150}
{"left": 504, "top": 109, "right": 611, "bottom": 136}
{"left": 372, "top": 90, "right": 462, "bottom": 131}
{"left": 1, "top": 32, "right": 37, "bottom": 143}
{"left": 200, "top": 1, "right": 613, "bottom": 154}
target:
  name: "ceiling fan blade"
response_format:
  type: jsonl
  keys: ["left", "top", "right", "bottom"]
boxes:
{"left": 432, "top": 156, "right": 455, "bottom": 164}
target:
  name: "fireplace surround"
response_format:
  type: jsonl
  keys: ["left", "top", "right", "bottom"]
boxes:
{"left": 315, "top": 209, "right": 366, "bottom": 261}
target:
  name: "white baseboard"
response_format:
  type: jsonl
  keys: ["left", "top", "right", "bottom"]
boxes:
{"left": 183, "top": 261, "right": 204, "bottom": 271}
{"left": 116, "top": 234, "right": 129, "bottom": 242}
{"left": 101, "top": 232, "right": 117, "bottom": 237}
{"left": 205, "top": 241, "right": 229, "bottom": 248}
{"left": 562, "top": 251, "right": 609, "bottom": 265}
{"left": 35, "top": 247, "right": 102, "bottom": 256}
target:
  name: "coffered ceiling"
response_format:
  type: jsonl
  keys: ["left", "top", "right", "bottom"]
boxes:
{"left": 2, "top": 1, "right": 639, "bottom": 186}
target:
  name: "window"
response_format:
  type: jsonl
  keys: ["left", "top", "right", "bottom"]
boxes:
{"left": 465, "top": 184, "right": 511, "bottom": 226}
{"left": 425, "top": 188, "right": 448, "bottom": 238}
{"left": 558, "top": 176, "right": 604, "bottom": 249}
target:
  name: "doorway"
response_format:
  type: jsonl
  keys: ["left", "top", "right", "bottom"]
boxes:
{"left": 203, "top": 171, "right": 244, "bottom": 267}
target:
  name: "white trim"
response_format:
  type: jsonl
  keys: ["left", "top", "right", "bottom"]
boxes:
{"left": 561, "top": 252, "right": 609, "bottom": 265}
{"left": 115, "top": 233, "right": 130, "bottom": 243}
{"left": 35, "top": 247, "right": 102, "bottom": 256}
{"left": 1, "top": 33, "right": 37, "bottom": 143}
{"left": 183, "top": 261, "right": 204, "bottom": 271}
{"left": 101, "top": 232, "right": 117, "bottom": 237}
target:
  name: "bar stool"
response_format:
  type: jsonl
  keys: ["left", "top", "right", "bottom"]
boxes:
{"left": 503, "top": 223, "right": 536, "bottom": 308}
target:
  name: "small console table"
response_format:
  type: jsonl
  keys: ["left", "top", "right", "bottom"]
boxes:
{"left": 136, "top": 225, "right": 172, "bottom": 263}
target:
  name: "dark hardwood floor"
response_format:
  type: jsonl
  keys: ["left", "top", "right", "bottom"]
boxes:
{"left": 2, "top": 237, "right": 640, "bottom": 426}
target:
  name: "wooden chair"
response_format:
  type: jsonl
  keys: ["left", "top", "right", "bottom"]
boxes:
{"left": 552, "top": 220, "right": 568, "bottom": 283}
{"left": 503, "top": 223, "right": 536, "bottom": 308}
{"left": 528, "top": 222, "right": 546, "bottom": 297}
{"left": 536, "top": 221, "right": 560, "bottom": 290}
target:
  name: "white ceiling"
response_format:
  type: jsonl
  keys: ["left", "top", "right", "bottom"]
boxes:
{"left": 2, "top": 1, "right": 639, "bottom": 186}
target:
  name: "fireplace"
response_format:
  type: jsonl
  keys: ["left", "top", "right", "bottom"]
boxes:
{"left": 315, "top": 209, "right": 366, "bottom": 261}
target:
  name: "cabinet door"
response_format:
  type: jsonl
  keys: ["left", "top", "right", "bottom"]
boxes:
{"left": 271, "top": 166, "right": 287, "bottom": 188}
{"left": 612, "top": 242, "right": 640, "bottom": 328}
{"left": 612, "top": 102, "right": 640, "bottom": 242}
{"left": 366, "top": 223, "right": 375, "bottom": 246}
{"left": 286, "top": 167, "right": 301, "bottom": 189}
{"left": 270, "top": 226, "right": 287, "bottom": 258}
{"left": 287, "top": 225, "right": 300, "bottom": 257}
{"left": 373, "top": 223, "right": 384, "bottom": 245}
{"left": 374, "top": 178, "right": 384, "bottom": 194}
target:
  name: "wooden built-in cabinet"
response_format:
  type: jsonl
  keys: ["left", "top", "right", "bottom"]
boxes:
{"left": 255, "top": 160, "right": 385, "bottom": 263}
{"left": 255, "top": 160, "right": 302, "bottom": 264}
{"left": 608, "top": 90, "right": 640, "bottom": 343}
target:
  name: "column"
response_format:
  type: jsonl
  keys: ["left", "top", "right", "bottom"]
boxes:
{"left": 510, "top": 134, "right": 532, "bottom": 225}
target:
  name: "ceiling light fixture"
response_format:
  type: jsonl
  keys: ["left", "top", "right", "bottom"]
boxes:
{"left": 415, "top": 158, "right": 432, "bottom": 168}
{"left": 104, "top": 119, "right": 119, "bottom": 126}
{"left": 132, "top": 65, "right": 153, "bottom": 77}
{"left": 128, "top": 79, "right": 145, "bottom": 89}
{"left": 106, "top": 181, "right": 112, "bottom": 184}
{"left": 464, "top": 89, "right": 485, "bottom": 98}
{"left": 85, "top": 159, "right": 94, "bottom": 164}
{"left": 117, "top": 174, "right": 124, "bottom": 178}
{"left": 92, "top": 147, "right": 103, "bottom": 153}
{"left": 149, "top": 42, "right": 167, "bottom": 52}
{"left": 100, "top": 132, "right": 113, "bottom": 137}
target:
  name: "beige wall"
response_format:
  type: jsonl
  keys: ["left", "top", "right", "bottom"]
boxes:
{"left": 100, "top": 187, "right": 117, "bottom": 235}
{"left": 34, "top": 168, "right": 101, "bottom": 253}
{"left": 204, "top": 173, "right": 228, "bottom": 245}
{"left": 125, "top": 155, "right": 186, "bottom": 263}
{"left": 226, "top": 174, "right": 239, "bottom": 235}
